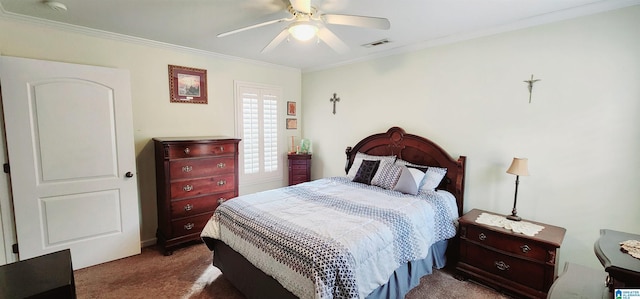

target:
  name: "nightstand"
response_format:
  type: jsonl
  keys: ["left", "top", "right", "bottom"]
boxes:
{"left": 456, "top": 209, "right": 566, "bottom": 299}
{"left": 288, "top": 153, "right": 311, "bottom": 185}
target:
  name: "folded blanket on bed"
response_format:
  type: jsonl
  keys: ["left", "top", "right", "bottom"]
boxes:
{"left": 201, "top": 177, "right": 458, "bottom": 299}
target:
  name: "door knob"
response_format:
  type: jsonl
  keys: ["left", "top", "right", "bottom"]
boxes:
{"left": 125, "top": 172, "right": 134, "bottom": 178}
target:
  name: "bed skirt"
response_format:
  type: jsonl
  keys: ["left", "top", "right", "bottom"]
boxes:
{"left": 203, "top": 237, "right": 449, "bottom": 299}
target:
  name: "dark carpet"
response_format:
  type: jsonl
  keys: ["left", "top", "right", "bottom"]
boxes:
{"left": 74, "top": 243, "right": 511, "bottom": 298}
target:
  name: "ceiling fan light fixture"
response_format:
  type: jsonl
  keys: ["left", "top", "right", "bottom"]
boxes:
{"left": 288, "top": 23, "right": 318, "bottom": 41}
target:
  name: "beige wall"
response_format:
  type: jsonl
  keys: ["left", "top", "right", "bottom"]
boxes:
{"left": 0, "top": 17, "right": 302, "bottom": 246}
{"left": 302, "top": 6, "right": 640, "bottom": 269}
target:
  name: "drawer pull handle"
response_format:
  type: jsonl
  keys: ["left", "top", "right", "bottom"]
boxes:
{"left": 184, "top": 223, "right": 194, "bottom": 230}
{"left": 217, "top": 198, "right": 226, "bottom": 204}
{"left": 217, "top": 162, "right": 226, "bottom": 168}
{"left": 217, "top": 180, "right": 226, "bottom": 186}
{"left": 478, "top": 233, "right": 487, "bottom": 241}
{"left": 521, "top": 244, "right": 531, "bottom": 253}
{"left": 183, "top": 184, "right": 193, "bottom": 192}
{"left": 182, "top": 165, "right": 193, "bottom": 173}
{"left": 219, "top": 146, "right": 224, "bottom": 152}
{"left": 184, "top": 204, "right": 193, "bottom": 211}
{"left": 494, "top": 261, "right": 510, "bottom": 271}
{"left": 184, "top": 147, "right": 190, "bottom": 154}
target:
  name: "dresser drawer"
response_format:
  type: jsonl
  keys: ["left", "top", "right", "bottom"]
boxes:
{"left": 171, "top": 213, "right": 213, "bottom": 238}
{"left": 462, "top": 241, "right": 546, "bottom": 291}
{"left": 170, "top": 192, "right": 235, "bottom": 218}
{"left": 169, "top": 156, "right": 235, "bottom": 180}
{"left": 465, "top": 225, "right": 548, "bottom": 262}
{"left": 167, "top": 142, "right": 236, "bottom": 159}
{"left": 170, "top": 174, "right": 235, "bottom": 199}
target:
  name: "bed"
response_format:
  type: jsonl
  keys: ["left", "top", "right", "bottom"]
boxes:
{"left": 201, "top": 127, "right": 466, "bottom": 299}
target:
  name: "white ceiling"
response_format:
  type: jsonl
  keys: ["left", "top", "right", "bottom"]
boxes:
{"left": 1, "top": 0, "right": 638, "bottom": 72}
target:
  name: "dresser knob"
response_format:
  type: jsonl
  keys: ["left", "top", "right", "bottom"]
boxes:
{"left": 184, "top": 147, "right": 190, "bottom": 154}
{"left": 478, "top": 233, "right": 487, "bottom": 241}
{"left": 494, "top": 261, "right": 510, "bottom": 271}
{"left": 217, "top": 162, "right": 226, "bottom": 168}
{"left": 183, "top": 184, "right": 193, "bottom": 192}
{"left": 217, "top": 198, "right": 226, "bottom": 205}
{"left": 521, "top": 244, "right": 531, "bottom": 253}
{"left": 217, "top": 180, "right": 226, "bottom": 186}
{"left": 184, "top": 203, "right": 193, "bottom": 211}
{"left": 182, "top": 165, "right": 193, "bottom": 173}
{"left": 219, "top": 146, "right": 224, "bottom": 152}
{"left": 184, "top": 223, "right": 194, "bottom": 230}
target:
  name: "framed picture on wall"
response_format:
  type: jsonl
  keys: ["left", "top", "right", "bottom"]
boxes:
{"left": 286, "top": 118, "right": 297, "bottom": 129}
{"left": 287, "top": 101, "right": 296, "bottom": 116}
{"left": 168, "top": 65, "right": 208, "bottom": 104}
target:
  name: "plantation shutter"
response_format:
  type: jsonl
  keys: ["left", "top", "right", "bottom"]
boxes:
{"left": 236, "top": 82, "right": 283, "bottom": 183}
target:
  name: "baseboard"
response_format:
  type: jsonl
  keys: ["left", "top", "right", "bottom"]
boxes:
{"left": 141, "top": 237, "right": 157, "bottom": 248}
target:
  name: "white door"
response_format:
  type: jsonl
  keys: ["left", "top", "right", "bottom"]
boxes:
{"left": 0, "top": 56, "right": 141, "bottom": 269}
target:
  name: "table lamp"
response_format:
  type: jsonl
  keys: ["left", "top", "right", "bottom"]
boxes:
{"left": 506, "top": 157, "right": 529, "bottom": 221}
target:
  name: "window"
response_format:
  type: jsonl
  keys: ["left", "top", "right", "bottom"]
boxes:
{"left": 235, "top": 81, "right": 283, "bottom": 183}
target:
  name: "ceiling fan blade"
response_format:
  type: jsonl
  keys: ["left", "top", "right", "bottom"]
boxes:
{"left": 289, "top": 0, "right": 311, "bottom": 14}
{"left": 261, "top": 29, "right": 290, "bottom": 53}
{"left": 322, "top": 14, "right": 390, "bottom": 30}
{"left": 317, "top": 27, "right": 348, "bottom": 54}
{"left": 218, "top": 18, "right": 290, "bottom": 38}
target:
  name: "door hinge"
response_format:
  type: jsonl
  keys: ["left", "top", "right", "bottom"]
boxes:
{"left": 3, "top": 163, "right": 9, "bottom": 174}
{"left": 12, "top": 243, "right": 18, "bottom": 254}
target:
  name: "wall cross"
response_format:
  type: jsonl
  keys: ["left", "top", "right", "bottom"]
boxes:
{"left": 329, "top": 93, "right": 340, "bottom": 114}
{"left": 524, "top": 74, "right": 541, "bottom": 103}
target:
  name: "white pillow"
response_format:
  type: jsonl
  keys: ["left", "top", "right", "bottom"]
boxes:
{"left": 395, "top": 159, "right": 447, "bottom": 191}
{"left": 347, "top": 152, "right": 396, "bottom": 179}
{"left": 393, "top": 166, "right": 426, "bottom": 195}
{"left": 420, "top": 167, "right": 447, "bottom": 191}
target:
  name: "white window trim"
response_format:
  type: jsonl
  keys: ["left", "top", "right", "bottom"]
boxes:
{"left": 234, "top": 81, "right": 284, "bottom": 185}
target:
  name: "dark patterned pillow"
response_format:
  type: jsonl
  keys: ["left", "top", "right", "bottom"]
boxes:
{"left": 352, "top": 160, "right": 381, "bottom": 185}
{"left": 371, "top": 161, "right": 403, "bottom": 189}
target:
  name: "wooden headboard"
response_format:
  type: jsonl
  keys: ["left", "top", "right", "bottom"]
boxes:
{"left": 345, "top": 127, "right": 466, "bottom": 215}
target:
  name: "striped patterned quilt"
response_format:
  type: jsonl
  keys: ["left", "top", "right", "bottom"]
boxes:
{"left": 201, "top": 177, "right": 458, "bottom": 299}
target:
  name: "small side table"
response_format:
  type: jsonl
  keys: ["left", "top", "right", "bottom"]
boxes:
{"left": 456, "top": 209, "right": 566, "bottom": 299}
{"left": 288, "top": 153, "right": 311, "bottom": 186}
{"left": 594, "top": 229, "right": 640, "bottom": 291}
{"left": 0, "top": 249, "right": 76, "bottom": 298}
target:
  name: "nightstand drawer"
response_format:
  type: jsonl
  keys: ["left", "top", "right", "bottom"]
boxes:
{"left": 466, "top": 225, "right": 548, "bottom": 262}
{"left": 464, "top": 241, "right": 546, "bottom": 291}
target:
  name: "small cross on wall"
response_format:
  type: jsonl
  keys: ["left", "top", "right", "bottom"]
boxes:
{"left": 329, "top": 93, "right": 340, "bottom": 114}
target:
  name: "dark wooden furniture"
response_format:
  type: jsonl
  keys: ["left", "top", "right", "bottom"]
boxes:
{"left": 594, "top": 229, "right": 640, "bottom": 291}
{"left": 0, "top": 249, "right": 76, "bottom": 299}
{"left": 456, "top": 209, "right": 566, "bottom": 299}
{"left": 205, "top": 126, "right": 467, "bottom": 299}
{"left": 154, "top": 136, "right": 240, "bottom": 255}
{"left": 547, "top": 262, "right": 608, "bottom": 299}
{"left": 288, "top": 153, "right": 311, "bottom": 185}
{"left": 345, "top": 126, "right": 466, "bottom": 216}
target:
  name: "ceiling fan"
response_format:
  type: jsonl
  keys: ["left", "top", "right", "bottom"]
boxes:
{"left": 217, "top": 0, "right": 390, "bottom": 54}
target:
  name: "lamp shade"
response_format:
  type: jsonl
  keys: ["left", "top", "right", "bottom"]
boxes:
{"left": 506, "top": 157, "right": 529, "bottom": 176}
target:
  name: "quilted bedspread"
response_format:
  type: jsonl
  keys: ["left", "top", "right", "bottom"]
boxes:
{"left": 201, "top": 177, "right": 458, "bottom": 299}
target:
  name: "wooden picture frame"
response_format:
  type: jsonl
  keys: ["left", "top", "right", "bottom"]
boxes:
{"left": 286, "top": 118, "right": 297, "bottom": 130}
{"left": 287, "top": 101, "right": 296, "bottom": 116}
{"left": 168, "top": 65, "right": 207, "bottom": 104}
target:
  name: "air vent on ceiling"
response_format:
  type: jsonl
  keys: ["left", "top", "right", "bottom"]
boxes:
{"left": 361, "top": 39, "right": 390, "bottom": 48}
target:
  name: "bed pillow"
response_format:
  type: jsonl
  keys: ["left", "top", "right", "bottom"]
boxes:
{"left": 347, "top": 152, "right": 396, "bottom": 179}
{"left": 393, "top": 166, "right": 426, "bottom": 195}
{"left": 371, "top": 161, "right": 403, "bottom": 190}
{"left": 420, "top": 167, "right": 448, "bottom": 191}
{"left": 395, "top": 159, "right": 448, "bottom": 191}
{"left": 352, "top": 160, "right": 381, "bottom": 185}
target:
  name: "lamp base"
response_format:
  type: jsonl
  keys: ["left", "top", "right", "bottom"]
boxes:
{"left": 506, "top": 214, "right": 522, "bottom": 221}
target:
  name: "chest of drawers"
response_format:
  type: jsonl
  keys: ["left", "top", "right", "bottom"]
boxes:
{"left": 154, "top": 137, "right": 240, "bottom": 255}
{"left": 288, "top": 153, "right": 311, "bottom": 186}
{"left": 456, "top": 209, "right": 566, "bottom": 298}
